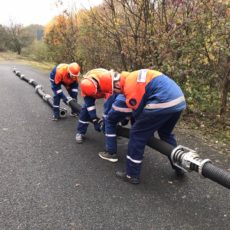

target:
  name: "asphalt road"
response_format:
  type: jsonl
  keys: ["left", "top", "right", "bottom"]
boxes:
{"left": 0, "top": 61, "right": 229, "bottom": 230}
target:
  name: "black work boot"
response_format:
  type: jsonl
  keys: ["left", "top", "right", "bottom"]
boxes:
{"left": 116, "top": 171, "right": 140, "bottom": 184}
{"left": 175, "top": 168, "right": 186, "bottom": 176}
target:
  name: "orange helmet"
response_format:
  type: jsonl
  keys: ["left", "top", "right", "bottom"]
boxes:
{"left": 68, "top": 62, "right": 81, "bottom": 77}
{"left": 80, "top": 77, "right": 97, "bottom": 96}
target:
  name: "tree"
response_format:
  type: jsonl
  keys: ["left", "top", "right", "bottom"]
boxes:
{"left": 44, "top": 9, "right": 79, "bottom": 63}
{"left": 0, "top": 25, "right": 9, "bottom": 51}
{"left": 6, "top": 21, "right": 34, "bottom": 55}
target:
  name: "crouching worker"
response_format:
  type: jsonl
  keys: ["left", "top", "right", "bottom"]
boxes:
{"left": 50, "top": 62, "right": 81, "bottom": 120}
{"left": 98, "top": 93, "right": 134, "bottom": 163}
{"left": 113, "top": 69, "right": 186, "bottom": 184}
{"left": 75, "top": 68, "right": 114, "bottom": 143}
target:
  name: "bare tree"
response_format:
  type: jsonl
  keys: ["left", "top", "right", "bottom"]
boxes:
{"left": 6, "top": 20, "right": 34, "bottom": 55}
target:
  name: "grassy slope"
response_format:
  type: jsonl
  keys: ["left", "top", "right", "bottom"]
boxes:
{"left": 0, "top": 51, "right": 54, "bottom": 71}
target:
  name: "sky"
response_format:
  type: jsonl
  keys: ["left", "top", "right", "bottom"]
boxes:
{"left": 0, "top": 0, "right": 103, "bottom": 27}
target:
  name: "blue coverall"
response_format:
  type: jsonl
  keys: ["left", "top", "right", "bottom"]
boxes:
{"left": 125, "top": 72, "right": 186, "bottom": 178}
{"left": 103, "top": 94, "right": 133, "bottom": 155}
{"left": 50, "top": 66, "right": 78, "bottom": 118}
{"left": 76, "top": 96, "right": 99, "bottom": 134}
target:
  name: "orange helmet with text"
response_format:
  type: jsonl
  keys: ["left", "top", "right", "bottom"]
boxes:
{"left": 80, "top": 77, "right": 97, "bottom": 96}
{"left": 68, "top": 62, "right": 81, "bottom": 77}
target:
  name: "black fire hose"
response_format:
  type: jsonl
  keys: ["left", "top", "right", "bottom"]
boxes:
{"left": 117, "top": 120, "right": 230, "bottom": 189}
{"left": 13, "top": 68, "right": 230, "bottom": 189}
{"left": 65, "top": 100, "right": 230, "bottom": 189}
{"left": 68, "top": 99, "right": 82, "bottom": 113}
{"left": 116, "top": 125, "right": 173, "bottom": 155}
{"left": 202, "top": 163, "right": 230, "bottom": 189}
{"left": 13, "top": 68, "right": 67, "bottom": 118}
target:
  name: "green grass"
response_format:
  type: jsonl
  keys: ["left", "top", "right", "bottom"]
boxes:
{"left": 0, "top": 51, "right": 54, "bottom": 71}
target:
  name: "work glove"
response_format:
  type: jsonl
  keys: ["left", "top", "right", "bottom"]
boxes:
{"left": 62, "top": 96, "right": 68, "bottom": 105}
{"left": 130, "top": 116, "right": 135, "bottom": 125}
{"left": 66, "top": 96, "right": 74, "bottom": 105}
{"left": 100, "top": 118, "right": 105, "bottom": 134}
{"left": 120, "top": 117, "right": 130, "bottom": 126}
{"left": 92, "top": 117, "right": 102, "bottom": 132}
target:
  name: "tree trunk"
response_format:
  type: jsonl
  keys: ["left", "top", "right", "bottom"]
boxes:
{"left": 219, "top": 70, "right": 230, "bottom": 116}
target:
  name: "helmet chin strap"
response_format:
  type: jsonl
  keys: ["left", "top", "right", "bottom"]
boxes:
{"left": 113, "top": 81, "right": 121, "bottom": 91}
{"left": 114, "top": 85, "right": 121, "bottom": 90}
{"left": 92, "top": 77, "right": 101, "bottom": 92}
{"left": 68, "top": 73, "right": 75, "bottom": 78}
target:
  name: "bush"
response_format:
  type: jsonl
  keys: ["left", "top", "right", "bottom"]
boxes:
{"left": 22, "top": 40, "right": 50, "bottom": 62}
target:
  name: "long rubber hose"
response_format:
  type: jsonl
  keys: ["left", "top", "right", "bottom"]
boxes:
{"left": 202, "top": 163, "right": 230, "bottom": 189}
{"left": 13, "top": 68, "right": 230, "bottom": 189}
{"left": 14, "top": 69, "right": 67, "bottom": 117}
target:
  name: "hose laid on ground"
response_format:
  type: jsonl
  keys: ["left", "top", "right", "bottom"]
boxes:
{"left": 13, "top": 67, "right": 230, "bottom": 189}
{"left": 116, "top": 123, "right": 230, "bottom": 189}
{"left": 13, "top": 68, "right": 67, "bottom": 118}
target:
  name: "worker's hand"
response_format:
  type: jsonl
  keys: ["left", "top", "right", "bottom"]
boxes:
{"left": 120, "top": 117, "right": 129, "bottom": 126}
{"left": 62, "top": 96, "right": 68, "bottom": 105}
{"left": 66, "top": 96, "right": 73, "bottom": 105}
{"left": 130, "top": 116, "right": 135, "bottom": 125}
{"left": 92, "top": 118, "right": 101, "bottom": 132}
{"left": 100, "top": 118, "right": 105, "bottom": 134}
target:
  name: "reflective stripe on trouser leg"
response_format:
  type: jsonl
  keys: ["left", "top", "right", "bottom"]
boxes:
{"left": 68, "top": 88, "right": 78, "bottom": 100}
{"left": 53, "top": 95, "right": 61, "bottom": 118}
{"left": 105, "top": 115, "right": 117, "bottom": 154}
{"left": 126, "top": 110, "right": 181, "bottom": 177}
{"left": 106, "top": 109, "right": 130, "bottom": 154}
{"left": 77, "top": 106, "right": 90, "bottom": 134}
{"left": 126, "top": 126, "right": 146, "bottom": 178}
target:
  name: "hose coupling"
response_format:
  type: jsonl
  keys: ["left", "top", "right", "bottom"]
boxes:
{"left": 43, "top": 94, "right": 52, "bottom": 101}
{"left": 35, "top": 85, "right": 43, "bottom": 92}
{"left": 16, "top": 71, "right": 21, "bottom": 77}
{"left": 171, "top": 145, "right": 212, "bottom": 174}
{"left": 29, "top": 79, "right": 35, "bottom": 84}
{"left": 59, "top": 108, "right": 67, "bottom": 118}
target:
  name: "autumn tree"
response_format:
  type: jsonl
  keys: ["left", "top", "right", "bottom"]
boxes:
{"left": 43, "top": 0, "right": 229, "bottom": 122}
{"left": 44, "top": 10, "right": 79, "bottom": 63}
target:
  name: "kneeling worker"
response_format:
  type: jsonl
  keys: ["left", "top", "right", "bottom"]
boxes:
{"left": 75, "top": 68, "right": 113, "bottom": 143}
{"left": 50, "top": 62, "right": 81, "bottom": 120}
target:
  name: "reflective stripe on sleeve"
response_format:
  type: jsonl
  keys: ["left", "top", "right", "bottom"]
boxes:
{"left": 56, "top": 89, "right": 63, "bottom": 94}
{"left": 49, "top": 78, "right": 54, "bottom": 82}
{"left": 145, "top": 96, "right": 185, "bottom": 109}
{"left": 105, "top": 133, "right": 116, "bottom": 137}
{"left": 53, "top": 105, "right": 59, "bottom": 108}
{"left": 72, "top": 89, "right": 78, "bottom": 92}
{"left": 127, "top": 155, "right": 142, "bottom": 164}
{"left": 112, "top": 105, "right": 132, "bottom": 113}
{"left": 87, "top": 106, "right": 96, "bottom": 111}
{"left": 137, "top": 69, "right": 148, "bottom": 83}
{"left": 79, "top": 120, "right": 89, "bottom": 124}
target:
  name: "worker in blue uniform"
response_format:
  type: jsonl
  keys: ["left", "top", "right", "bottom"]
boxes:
{"left": 50, "top": 62, "right": 81, "bottom": 120}
{"left": 112, "top": 69, "right": 187, "bottom": 184}
{"left": 98, "top": 93, "right": 134, "bottom": 163}
{"left": 75, "top": 68, "right": 113, "bottom": 143}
